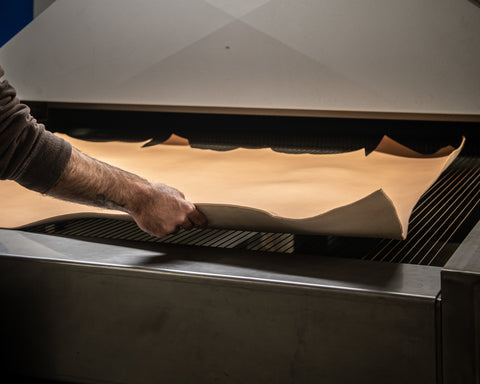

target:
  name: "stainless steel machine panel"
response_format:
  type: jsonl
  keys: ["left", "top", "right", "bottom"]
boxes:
{"left": 442, "top": 220, "right": 480, "bottom": 384}
{"left": 0, "top": 230, "right": 441, "bottom": 384}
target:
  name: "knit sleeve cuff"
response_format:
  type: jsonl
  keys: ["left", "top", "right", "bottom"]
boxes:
{"left": 15, "top": 128, "right": 72, "bottom": 194}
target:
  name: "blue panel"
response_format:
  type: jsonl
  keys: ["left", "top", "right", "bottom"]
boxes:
{"left": 0, "top": 0, "right": 34, "bottom": 47}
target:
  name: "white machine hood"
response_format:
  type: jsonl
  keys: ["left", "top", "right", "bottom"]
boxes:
{"left": 0, "top": 0, "right": 479, "bottom": 117}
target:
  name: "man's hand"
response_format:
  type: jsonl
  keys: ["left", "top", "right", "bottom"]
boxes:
{"left": 129, "top": 183, "right": 207, "bottom": 238}
{"left": 49, "top": 147, "right": 207, "bottom": 238}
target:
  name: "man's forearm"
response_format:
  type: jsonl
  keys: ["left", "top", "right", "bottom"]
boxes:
{"left": 49, "top": 147, "right": 147, "bottom": 213}
{"left": 49, "top": 147, "right": 207, "bottom": 237}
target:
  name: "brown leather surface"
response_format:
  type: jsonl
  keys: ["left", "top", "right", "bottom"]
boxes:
{"left": 0, "top": 134, "right": 463, "bottom": 239}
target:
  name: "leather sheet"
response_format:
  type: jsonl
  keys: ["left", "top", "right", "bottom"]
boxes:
{"left": 0, "top": 134, "right": 463, "bottom": 239}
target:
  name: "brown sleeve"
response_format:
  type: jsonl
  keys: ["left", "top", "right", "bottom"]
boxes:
{"left": 0, "top": 66, "right": 72, "bottom": 193}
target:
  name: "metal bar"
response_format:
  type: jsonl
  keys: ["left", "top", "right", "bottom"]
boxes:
{"left": 42, "top": 100, "right": 480, "bottom": 122}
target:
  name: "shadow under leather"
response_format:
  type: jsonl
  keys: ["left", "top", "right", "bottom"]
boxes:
{"left": 50, "top": 106, "right": 467, "bottom": 155}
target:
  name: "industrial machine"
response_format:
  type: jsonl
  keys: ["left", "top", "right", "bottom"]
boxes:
{"left": 0, "top": 1, "right": 479, "bottom": 383}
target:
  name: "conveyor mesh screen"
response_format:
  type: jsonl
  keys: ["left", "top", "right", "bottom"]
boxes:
{"left": 363, "top": 156, "right": 480, "bottom": 265}
{"left": 24, "top": 156, "right": 480, "bottom": 267}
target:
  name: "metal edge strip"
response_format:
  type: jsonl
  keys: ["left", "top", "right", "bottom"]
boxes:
{"left": 25, "top": 101, "right": 480, "bottom": 122}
